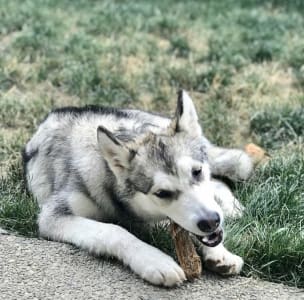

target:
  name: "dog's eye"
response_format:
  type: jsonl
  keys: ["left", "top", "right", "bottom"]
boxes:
{"left": 192, "top": 167, "right": 202, "bottom": 179}
{"left": 154, "top": 190, "right": 175, "bottom": 199}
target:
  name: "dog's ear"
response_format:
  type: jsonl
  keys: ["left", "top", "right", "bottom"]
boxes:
{"left": 97, "top": 126, "right": 136, "bottom": 176}
{"left": 173, "top": 90, "right": 202, "bottom": 136}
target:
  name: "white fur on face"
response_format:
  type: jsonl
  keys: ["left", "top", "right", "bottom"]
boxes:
{"left": 165, "top": 182, "right": 223, "bottom": 235}
{"left": 151, "top": 171, "right": 180, "bottom": 194}
{"left": 176, "top": 156, "right": 211, "bottom": 184}
{"left": 130, "top": 191, "right": 167, "bottom": 221}
{"left": 147, "top": 157, "right": 223, "bottom": 236}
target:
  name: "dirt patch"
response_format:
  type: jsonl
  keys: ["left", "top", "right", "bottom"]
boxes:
{"left": 155, "top": 37, "right": 171, "bottom": 51}
{"left": 122, "top": 55, "right": 147, "bottom": 77}
{"left": 3, "top": 81, "right": 80, "bottom": 108}
{"left": 230, "top": 62, "right": 301, "bottom": 109}
{"left": 0, "top": 31, "right": 22, "bottom": 52}
{"left": 33, "top": 82, "right": 80, "bottom": 107}
{"left": 185, "top": 27, "right": 210, "bottom": 56}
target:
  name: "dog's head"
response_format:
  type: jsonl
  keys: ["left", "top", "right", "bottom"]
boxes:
{"left": 97, "top": 90, "right": 223, "bottom": 247}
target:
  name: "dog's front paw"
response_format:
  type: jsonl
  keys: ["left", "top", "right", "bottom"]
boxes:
{"left": 205, "top": 252, "right": 243, "bottom": 276}
{"left": 202, "top": 244, "right": 244, "bottom": 276}
{"left": 128, "top": 244, "right": 186, "bottom": 286}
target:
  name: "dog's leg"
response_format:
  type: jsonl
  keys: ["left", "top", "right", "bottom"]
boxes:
{"left": 38, "top": 204, "right": 186, "bottom": 287}
{"left": 206, "top": 144, "right": 253, "bottom": 181}
{"left": 198, "top": 242, "right": 244, "bottom": 276}
{"left": 211, "top": 179, "right": 244, "bottom": 218}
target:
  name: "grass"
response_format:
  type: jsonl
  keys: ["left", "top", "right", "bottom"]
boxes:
{"left": 0, "top": 162, "right": 38, "bottom": 236}
{"left": 226, "top": 147, "right": 304, "bottom": 287}
{"left": 0, "top": 0, "right": 303, "bottom": 288}
{"left": 250, "top": 106, "right": 304, "bottom": 149}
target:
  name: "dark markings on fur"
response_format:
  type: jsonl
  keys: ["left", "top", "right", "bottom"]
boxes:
{"left": 137, "top": 122, "right": 159, "bottom": 133}
{"left": 115, "top": 127, "right": 137, "bottom": 143}
{"left": 103, "top": 162, "right": 134, "bottom": 215}
{"left": 52, "top": 105, "right": 130, "bottom": 119}
{"left": 22, "top": 147, "right": 38, "bottom": 165}
{"left": 177, "top": 90, "right": 184, "bottom": 117}
{"left": 129, "top": 149, "right": 137, "bottom": 162}
{"left": 102, "top": 162, "right": 144, "bottom": 222}
{"left": 72, "top": 171, "right": 106, "bottom": 212}
{"left": 204, "top": 259, "right": 232, "bottom": 275}
{"left": 48, "top": 165, "right": 56, "bottom": 193}
{"left": 105, "top": 184, "right": 129, "bottom": 215}
{"left": 115, "top": 122, "right": 159, "bottom": 143}
{"left": 55, "top": 159, "right": 72, "bottom": 192}
{"left": 105, "top": 179, "right": 143, "bottom": 222}
{"left": 175, "top": 90, "right": 184, "bottom": 133}
{"left": 44, "top": 144, "right": 58, "bottom": 192}
{"left": 159, "top": 140, "right": 174, "bottom": 173}
{"left": 212, "top": 175, "right": 236, "bottom": 190}
{"left": 74, "top": 171, "right": 95, "bottom": 201}
{"left": 22, "top": 147, "right": 39, "bottom": 192}
{"left": 98, "top": 126, "right": 121, "bottom": 146}
{"left": 150, "top": 139, "right": 176, "bottom": 175}
{"left": 53, "top": 201, "right": 72, "bottom": 216}
{"left": 200, "top": 145, "right": 207, "bottom": 159}
{"left": 44, "top": 134, "right": 75, "bottom": 193}
{"left": 192, "top": 144, "right": 207, "bottom": 163}
{"left": 45, "top": 144, "right": 53, "bottom": 156}
{"left": 126, "top": 173, "right": 153, "bottom": 195}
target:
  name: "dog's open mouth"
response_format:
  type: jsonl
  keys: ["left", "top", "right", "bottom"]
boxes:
{"left": 198, "top": 227, "right": 223, "bottom": 247}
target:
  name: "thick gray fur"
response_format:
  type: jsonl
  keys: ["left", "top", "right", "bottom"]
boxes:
{"left": 23, "top": 90, "right": 253, "bottom": 287}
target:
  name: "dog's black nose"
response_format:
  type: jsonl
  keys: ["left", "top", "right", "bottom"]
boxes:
{"left": 197, "top": 212, "right": 220, "bottom": 233}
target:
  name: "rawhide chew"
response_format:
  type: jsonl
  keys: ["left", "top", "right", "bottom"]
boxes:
{"left": 245, "top": 143, "right": 270, "bottom": 165}
{"left": 170, "top": 222, "right": 202, "bottom": 280}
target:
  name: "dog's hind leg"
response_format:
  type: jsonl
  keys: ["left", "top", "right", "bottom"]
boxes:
{"left": 38, "top": 200, "right": 186, "bottom": 287}
{"left": 197, "top": 242, "right": 244, "bottom": 276}
{"left": 206, "top": 144, "right": 253, "bottom": 181}
{"left": 211, "top": 179, "right": 244, "bottom": 218}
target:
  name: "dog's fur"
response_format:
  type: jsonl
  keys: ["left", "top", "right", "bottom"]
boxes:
{"left": 23, "top": 90, "right": 253, "bottom": 286}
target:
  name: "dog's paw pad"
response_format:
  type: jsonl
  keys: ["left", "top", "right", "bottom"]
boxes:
{"left": 205, "top": 254, "right": 243, "bottom": 276}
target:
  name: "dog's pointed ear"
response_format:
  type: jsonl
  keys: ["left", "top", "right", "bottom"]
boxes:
{"left": 173, "top": 90, "right": 202, "bottom": 136}
{"left": 97, "top": 126, "right": 136, "bottom": 175}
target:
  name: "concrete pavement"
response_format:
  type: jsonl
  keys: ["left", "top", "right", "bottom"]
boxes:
{"left": 0, "top": 234, "right": 303, "bottom": 300}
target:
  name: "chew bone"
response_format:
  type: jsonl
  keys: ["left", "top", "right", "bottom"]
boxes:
{"left": 244, "top": 143, "right": 270, "bottom": 166}
{"left": 170, "top": 222, "right": 202, "bottom": 280}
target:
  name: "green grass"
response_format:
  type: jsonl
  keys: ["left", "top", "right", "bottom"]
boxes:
{"left": 0, "top": 0, "right": 303, "bottom": 288}
{"left": 226, "top": 147, "right": 304, "bottom": 287}
{"left": 0, "top": 163, "right": 38, "bottom": 236}
{"left": 250, "top": 106, "right": 304, "bottom": 149}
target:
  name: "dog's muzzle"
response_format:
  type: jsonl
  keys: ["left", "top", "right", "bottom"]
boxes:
{"left": 198, "top": 227, "right": 223, "bottom": 247}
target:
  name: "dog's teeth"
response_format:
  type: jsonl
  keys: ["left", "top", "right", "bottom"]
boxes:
{"left": 202, "top": 236, "right": 209, "bottom": 243}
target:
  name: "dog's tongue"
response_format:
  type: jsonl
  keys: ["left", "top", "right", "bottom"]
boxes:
{"left": 201, "top": 228, "right": 223, "bottom": 247}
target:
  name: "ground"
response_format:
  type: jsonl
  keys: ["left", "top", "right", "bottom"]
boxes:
{"left": 0, "top": 0, "right": 303, "bottom": 289}
{"left": 1, "top": 234, "right": 303, "bottom": 300}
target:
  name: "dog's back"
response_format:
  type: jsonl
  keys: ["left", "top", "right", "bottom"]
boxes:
{"left": 23, "top": 106, "right": 170, "bottom": 214}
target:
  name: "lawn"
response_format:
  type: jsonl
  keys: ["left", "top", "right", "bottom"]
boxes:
{"left": 0, "top": 0, "right": 303, "bottom": 288}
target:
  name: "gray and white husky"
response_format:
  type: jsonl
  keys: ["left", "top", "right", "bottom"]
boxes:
{"left": 23, "top": 90, "right": 253, "bottom": 286}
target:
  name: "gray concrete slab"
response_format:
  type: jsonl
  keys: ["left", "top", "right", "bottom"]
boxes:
{"left": 0, "top": 234, "right": 303, "bottom": 300}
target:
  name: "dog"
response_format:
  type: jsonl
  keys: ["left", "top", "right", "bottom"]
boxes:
{"left": 23, "top": 90, "right": 253, "bottom": 286}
